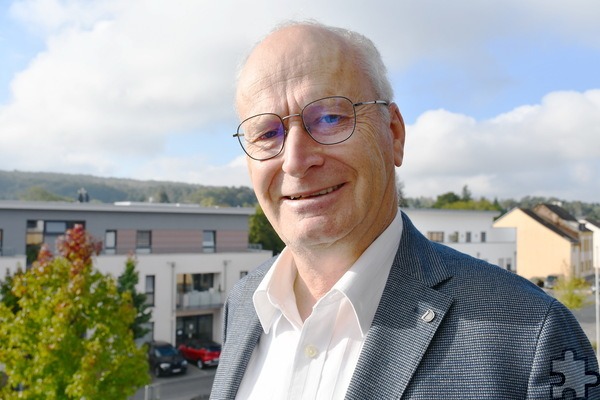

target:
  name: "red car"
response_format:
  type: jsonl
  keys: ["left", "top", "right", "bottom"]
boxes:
{"left": 178, "top": 340, "right": 221, "bottom": 369}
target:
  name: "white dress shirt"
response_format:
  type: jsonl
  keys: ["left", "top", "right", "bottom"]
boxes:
{"left": 236, "top": 212, "right": 403, "bottom": 400}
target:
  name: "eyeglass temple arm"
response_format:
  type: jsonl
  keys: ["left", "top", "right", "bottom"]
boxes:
{"left": 353, "top": 100, "right": 389, "bottom": 106}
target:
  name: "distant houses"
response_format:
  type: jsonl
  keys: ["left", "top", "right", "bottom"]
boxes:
{"left": 494, "top": 203, "right": 595, "bottom": 280}
{"left": 1, "top": 200, "right": 598, "bottom": 348}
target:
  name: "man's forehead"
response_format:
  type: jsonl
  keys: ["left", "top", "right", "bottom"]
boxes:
{"left": 236, "top": 27, "right": 359, "bottom": 111}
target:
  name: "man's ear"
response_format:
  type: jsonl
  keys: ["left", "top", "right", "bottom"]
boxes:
{"left": 389, "top": 103, "right": 406, "bottom": 167}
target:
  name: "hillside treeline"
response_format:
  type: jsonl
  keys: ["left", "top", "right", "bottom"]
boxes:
{"left": 1, "top": 170, "right": 599, "bottom": 220}
{"left": 0, "top": 170, "right": 257, "bottom": 207}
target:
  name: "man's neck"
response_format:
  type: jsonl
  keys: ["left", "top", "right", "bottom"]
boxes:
{"left": 288, "top": 207, "right": 399, "bottom": 321}
{"left": 290, "top": 246, "right": 358, "bottom": 321}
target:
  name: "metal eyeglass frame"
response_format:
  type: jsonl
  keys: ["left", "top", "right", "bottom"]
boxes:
{"left": 233, "top": 96, "right": 389, "bottom": 161}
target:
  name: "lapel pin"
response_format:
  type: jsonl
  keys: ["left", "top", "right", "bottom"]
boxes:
{"left": 421, "top": 309, "right": 436, "bottom": 323}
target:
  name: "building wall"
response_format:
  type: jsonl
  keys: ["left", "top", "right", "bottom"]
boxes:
{"left": 0, "top": 256, "right": 25, "bottom": 276}
{"left": 494, "top": 209, "right": 574, "bottom": 279}
{"left": 0, "top": 202, "right": 253, "bottom": 256}
{"left": 0, "top": 201, "right": 272, "bottom": 346}
{"left": 403, "top": 208, "right": 516, "bottom": 270}
{"left": 95, "top": 251, "right": 272, "bottom": 345}
{"left": 581, "top": 220, "right": 600, "bottom": 271}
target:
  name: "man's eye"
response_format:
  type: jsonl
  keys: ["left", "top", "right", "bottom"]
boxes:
{"left": 256, "top": 129, "right": 282, "bottom": 141}
{"left": 319, "top": 114, "right": 343, "bottom": 124}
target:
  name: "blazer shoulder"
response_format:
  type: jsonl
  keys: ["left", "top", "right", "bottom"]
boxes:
{"left": 226, "top": 255, "right": 276, "bottom": 305}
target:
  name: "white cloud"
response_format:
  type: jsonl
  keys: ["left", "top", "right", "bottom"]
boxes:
{"left": 401, "top": 90, "right": 600, "bottom": 201}
{"left": 0, "top": 0, "right": 599, "bottom": 202}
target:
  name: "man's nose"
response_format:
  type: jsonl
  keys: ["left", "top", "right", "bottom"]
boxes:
{"left": 281, "top": 122, "right": 324, "bottom": 177}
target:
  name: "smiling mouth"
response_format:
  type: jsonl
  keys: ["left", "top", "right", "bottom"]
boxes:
{"left": 287, "top": 184, "right": 343, "bottom": 200}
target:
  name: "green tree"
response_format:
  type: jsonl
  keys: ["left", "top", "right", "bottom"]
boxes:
{"left": 396, "top": 177, "right": 408, "bottom": 207}
{"left": 249, "top": 205, "right": 285, "bottom": 254}
{"left": 461, "top": 185, "right": 472, "bottom": 202}
{"left": 442, "top": 198, "right": 502, "bottom": 211}
{"left": 0, "top": 225, "right": 149, "bottom": 399}
{"left": 554, "top": 275, "right": 591, "bottom": 311}
{"left": 433, "top": 192, "right": 461, "bottom": 208}
{"left": 117, "top": 256, "right": 152, "bottom": 340}
{"left": 156, "top": 187, "right": 170, "bottom": 203}
{"left": 0, "top": 267, "right": 23, "bottom": 313}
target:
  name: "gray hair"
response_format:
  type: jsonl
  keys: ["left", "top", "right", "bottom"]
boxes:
{"left": 236, "top": 20, "right": 394, "bottom": 102}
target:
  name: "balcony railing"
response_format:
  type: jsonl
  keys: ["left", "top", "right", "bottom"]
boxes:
{"left": 176, "top": 289, "right": 223, "bottom": 310}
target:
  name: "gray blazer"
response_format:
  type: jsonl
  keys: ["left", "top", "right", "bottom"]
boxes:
{"left": 211, "top": 212, "right": 599, "bottom": 399}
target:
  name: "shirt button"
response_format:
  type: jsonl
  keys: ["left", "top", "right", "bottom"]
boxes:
{"left": 304, "top": 345, "right": 319, "bottom": 359}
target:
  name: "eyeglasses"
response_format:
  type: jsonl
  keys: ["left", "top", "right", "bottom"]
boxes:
{"left": 233, "top": 96, "right": 389, "bottom": 161}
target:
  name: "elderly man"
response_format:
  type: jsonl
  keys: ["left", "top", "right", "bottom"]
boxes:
{"left": 211, "top": 22, "right": 598, "bottom": 399}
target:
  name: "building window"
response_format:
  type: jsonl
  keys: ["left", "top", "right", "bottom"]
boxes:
{"left": 203, "top": 230, "right": 216, "bottom": 253}
{"left": 136, "top": 230, "right": 152, "bottom": 254}
{"left": 45, "top": 221, "right": 67, "bottom": 234}
{"left": 448, "top": 232, "right": 459, "bottom": 243}
{"left": 177, "top": 273, "right": 216, "bottom": 293}
{"left": 26, "top": 220, "right": 44, "bottom": 266}
{"left": 45, "top": 220, "right": 85, "bottom": 235}
{"left": 466, "top": 232, "right": 472, "bottom": 243}
{"left": 145, "top": 275, "right": 155, "bottom": 306}
{"left": 176, "top": 315, "right": 214, "bottom": 345}
{"left": 481, "top": 232, "right": 487, "bottom": 243}
{"left": 105, "top": 230, "right": 117, "bottom": 255}
{"left": 139, "top": 322, "right": 154, "bottom": 344}
{"left": 427, "top": 232, "right": 444, "bottom": 243}
{"left": 25, "top": 220, "right": 85, "bottom": 265}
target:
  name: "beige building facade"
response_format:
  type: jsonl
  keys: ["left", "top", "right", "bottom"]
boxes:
{"left": 494, "top": 203, "right": 594, "bottom": 280}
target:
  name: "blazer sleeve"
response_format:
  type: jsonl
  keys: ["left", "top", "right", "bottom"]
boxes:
{"left": 526, "top": 299, "right": 599, "bottom": 399}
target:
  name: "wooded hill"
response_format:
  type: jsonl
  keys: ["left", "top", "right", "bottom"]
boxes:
{"left": 0, "top": 170, "right": 257, "bottom": 207}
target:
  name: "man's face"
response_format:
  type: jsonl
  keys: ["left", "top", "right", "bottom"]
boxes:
{"left": 236, "top": 26, "right": 405, "bottom": 256}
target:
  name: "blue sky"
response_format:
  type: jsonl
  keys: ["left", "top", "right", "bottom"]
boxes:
{"left": 0, "top": 0, "right": 599, "bottom": 202}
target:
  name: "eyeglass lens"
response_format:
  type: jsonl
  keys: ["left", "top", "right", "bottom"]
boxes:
{"left": 237, "top": 97, "right": 356, "bottom": 161}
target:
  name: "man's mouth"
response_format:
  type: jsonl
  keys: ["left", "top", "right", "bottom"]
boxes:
{"left": 287, "top": 184, "right": 343, "bottom": 200}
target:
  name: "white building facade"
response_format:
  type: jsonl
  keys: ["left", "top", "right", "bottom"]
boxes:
{"left": 403, "top": 208, "right": 516, "bottom": 271}
{"left": 0, "top": 202, "right": 517, "bottom": 346}
{"left": 0, "top": 201, "right": 272, "bottom": 346}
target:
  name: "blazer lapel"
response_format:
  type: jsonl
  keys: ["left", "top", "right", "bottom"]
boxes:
{"left": 215, "top": 317, "right": 263, "bottom": 399}
{"left": 345, "top": 213, "right": 455, "bottom": 399}
{"left": 211, "top": 265, "right": 269, "bottom": 399}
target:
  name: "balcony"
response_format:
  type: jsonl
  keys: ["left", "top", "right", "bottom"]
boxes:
{"left": 176, "top": 288, "right": 223, "bottom": 315}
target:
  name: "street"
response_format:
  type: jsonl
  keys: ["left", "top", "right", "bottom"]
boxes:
{"left": 571, "top": 293, "right": 599, "bottom": 346}
{"left": 130, "top": 365, "right": 216, "bottom": 400}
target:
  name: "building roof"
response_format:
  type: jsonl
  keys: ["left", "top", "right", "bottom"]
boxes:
{"left": 520, "top": 208, "right": 580, "bottom": 243}
{"left": 538, "top": 203, "right": 579, "bottom": 222}
{"left": 584, "top": 219, "right": 600, "bottom": 229}
{"left": 0, "top": 200, "right": 255, "bottom": 216}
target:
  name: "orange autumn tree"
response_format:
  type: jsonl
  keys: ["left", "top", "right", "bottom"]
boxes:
{"left": 0, "top": 225, "right": 149, "bottom": 399}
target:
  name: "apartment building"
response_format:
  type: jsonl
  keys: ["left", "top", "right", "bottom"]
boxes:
{"left": 403, "top": 208, "right": 516, "bottom": 271}
{"left": 493, "top": 203, "right": 594, "bottom": 280}
{"left": 0, "top": 200, "right": 272, "bottom": 346}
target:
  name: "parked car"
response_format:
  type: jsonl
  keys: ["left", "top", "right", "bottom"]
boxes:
{"left": 147, "top": 341, "right": 188, "bottom": 377}
{"left": 178, "top": 340, "right": 221, "bottom": 369}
